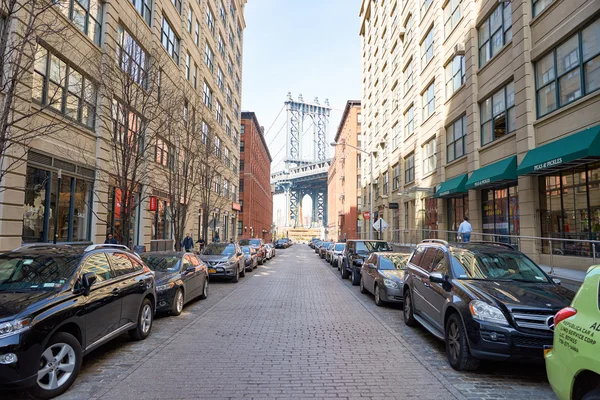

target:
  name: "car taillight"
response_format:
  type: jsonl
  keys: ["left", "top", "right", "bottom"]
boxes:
{"left": 554, "top": 307, "right": 577, "bottom": 326}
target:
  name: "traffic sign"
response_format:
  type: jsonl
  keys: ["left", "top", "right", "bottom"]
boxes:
{"left": 363, "top": 212, "right": 371, "bottom": 220}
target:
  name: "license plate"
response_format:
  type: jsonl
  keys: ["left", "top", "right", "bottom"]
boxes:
{"left": 543, "top": 345, "right": 553, "bottom": 357}
{"left": 208, "top": 268, "right": 217, "bottom": 274}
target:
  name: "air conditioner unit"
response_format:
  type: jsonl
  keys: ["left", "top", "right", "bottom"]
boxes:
{"left": 454, "top": 43, "right": 466, "bottom": 56}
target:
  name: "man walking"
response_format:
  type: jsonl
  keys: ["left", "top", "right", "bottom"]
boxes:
{"left": 196, "top": 237, "right": 206, "bottom": 253}
{"left": 182, "top": 233, "right": 194, "bottom": 252}
{"left": 458, "top": 217, "right": 472, "bottom": 243}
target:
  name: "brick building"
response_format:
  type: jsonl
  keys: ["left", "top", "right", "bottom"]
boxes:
{"left": 239, "top": 112, "right": 273, "bottom": 242}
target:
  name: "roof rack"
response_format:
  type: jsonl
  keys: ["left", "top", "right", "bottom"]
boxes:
{"left": 13, "top": 243, "right": 74, "bottom": 251}
{"left": 420, "top": 239, "right": 449, "bottom": 247}
{"left": 84, "top": 244, "right": 132, "bottom": 252}
{"left": 466, "top": 241, "right": 515, "bottom": 250}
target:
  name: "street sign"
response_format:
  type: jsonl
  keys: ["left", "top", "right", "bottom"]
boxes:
{"left": 363, "top": 212, "right": 370, "bottom": 220}
{"left": 372, "top": 218, "right": 390, "bottom": 232}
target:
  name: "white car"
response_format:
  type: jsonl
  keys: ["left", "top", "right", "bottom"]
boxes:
{"left": 265, "top": 243, "right": 275, "bottom": 259}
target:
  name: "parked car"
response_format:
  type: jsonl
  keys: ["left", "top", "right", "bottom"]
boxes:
{"left": 265, "top": 243, "right": 275, "bottom": 259}
{"left": 140, "top": 251, "right": 208, "bottom": 316}
{"left": 309, "top": 238, "right": 319, "bottom": 248}
{"left": 239, "top": 239, "right": 266, "bottom": 264}
{"left": 0, "top": 243, "right": 156, "bottom": 399}
{"left": 241, "top": 246, "right": 258, "bottom": 271}
{"left": 275, "top": 239, "right": 288, "bottom": 249}
{"left": 340, "top": 240, "right": 393, "bottom": 285}
{"left": 318, "top": 242, "right": 332, "bottom": 259}
{"left": 545, "top": 264, "right": 600, "bottom": 400}
{"left": 403, "top": 239, "right": 575, "bottom": 371}
{"left": 199, "top": 243, "right": 245, "bottom": 282}
{"left": 324, "top": 243, "right": 335, "bottom": 262}
{"left": 314, "top": 241, "right": 322, "bottom": 253}
{"left": 360, "top": 252, "right": 410, "bottom": 306}
{"left": 330, "top": 243, "right": 346, "bottom": 268}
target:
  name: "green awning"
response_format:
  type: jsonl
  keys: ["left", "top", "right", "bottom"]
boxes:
{"left": 465, "top": 156, "right": 517, "bottom": 190}
{"left": 517, "top": 124, "right": 600, "bottom": 175}
{"left": 434, "top": 173, "right": 468, "bottom": 198}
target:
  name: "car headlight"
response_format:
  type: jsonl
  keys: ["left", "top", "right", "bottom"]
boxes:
{"left": 469, "top": 300, "right": 509, "bottom": 325}
{"left": 383, "top": 279, "right": 399, "bottom": 289}
{"left": 156, "top": 282, "right": 175, "bottom": 292}
{"left": 0, "top": 318, "right": 31, "bottom": 339}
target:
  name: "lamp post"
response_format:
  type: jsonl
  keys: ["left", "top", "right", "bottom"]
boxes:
{"left": 331, "top": 141, "right": 374, "bottom": 240}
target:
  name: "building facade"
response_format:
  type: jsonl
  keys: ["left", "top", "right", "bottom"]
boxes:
{"left": 0, "top": 0, "right": 247, "bottom": 251}
{"left": 327, "top": 101, "right": 362, "bottom": 241}
{"left": 239, "top": 112, "right": 273, "bottom": 242}
{"left": 359, "top": 0, "right": 600, "bottom": 271}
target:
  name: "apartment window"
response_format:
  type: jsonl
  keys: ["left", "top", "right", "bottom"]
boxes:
{"left": 32, "top": 45, "right": 97, "bottom": 128}
{"left": 422, "top": 27, "right": 434, "bottom": 66}
{"left": 229, "top": 27, "right": 235, "bottom": 48}
{"left": 130, "top": 0, "right": 151, "bottom": 26}
{"left": 214, "top": 176, "right": 220, "bottom": 194}
{"left": 478, "top": 1, "right": 512, "bottom": 67}
{"left": 234, "top": 101, "right": 239, "bottom": 118}
{"left": 226, "top": 117, "right": 231, "bottom": 136}
{"left": 219, "top": 0, "right": 226, "bottom": 22}
{"left": 231, "top": 184, "right": 237, "bottom": 201}
{"left": 233, "top": 129, "right": 238, "bottom": 145}
{"left": 405, "top": 14, "right": 414, "bottom": 44}
{"left": 227, "top": 57, "right": 233, "bottom": 76}
{"left": 423, "top": 139, "right": 436, "bottom": 175}
{"left": 393, "top": 163, "right": 400, "bottom": 190}
{"left": 206, "top": 5, "right": 215, "bottom": 34}
{"left": 226, "top": 86, "right": 232, "bottom": 106}
{"left": 185, "top": 52, "right": 191, "bottom": 80}
{"left": 160, "top": 17, "right": 180, "bottom": 63}
{"left": 116, "top": 26, "right": 148, "bottom": 87}
{"left": 405, "top": 154, "right": 415, "bottom": 184}
{"left": 422, "top": 0, "right": 433, "bottom": 15}
{"left": 235, "top": 75, "right": 240, "bottom": 93}
{"left": 383, "top": 171, "right": 389, "bottom": 195}
{"left": 223, "top": 179, "right": 229, "bottom": 197}
{"left": 232, "top": 157, "right": 238, "bottom": 173}
{"left": 216, "top": 101, "right": 223, "bottom": 125}
{"left": 444, "top": 0, "right": 461, "bottom": 38}
{"left": 423, "top": 82, "right": 435, "bottom": 120}
{"left": 217, "top": 67, "right": 224, "bottom": 91}
{"left": 187, "top": 7, "right": 192, "bottom": 31}
{"left": 392, "top": 123, "right": 401, "bottom": 149}
{"left": 240, "top": 159, "right": 244, "bottom": 171}
{"left": 112, "top": 100, "right": 144, "bottom": 152}
{"left": 236, "top": 48, "right": 241, "bottom": 66}
{"left": 205, "top": 43, "right": 214, "bottom": 71}
{"left": 480, "top": 81, "right": 515, "bottom": 145}
{"left": 172, "top": 0, "right": 181, "bottom": 13}
{"left": 203, "top": 81, "right": 213, "bottom": 109}
{"left": 194, "top": 20, "right": 200, "bottom": 45}
{"left": 535, "top": 18, "right": 600, "bottom": 117}
{"left": 214, "top": 136, "right": 221, "bottom": 157}
{"left": 193, "top": 64, "right": 198, "bottom": 88}
{"left": 224, "top": 147, "right": 230, "bottom": 167}
{"left": 240, "top": 124, "right": 245, "bottom": 134}
{"left": 58, "top": 0, "right": 102, "bottom": 44}
{"left": 533, "top": 0, "right": 553, "bottom": 17}
{"left": 218, "top": 34, "right": 225, "bottom": 57}
{"left": 201, "top": 121, "right": 209, "bottom": 144}
{"left": 446, "top": 115, "right": 466, "bottom": 162}
{"left": 240, "top": 141, "right": 244, "bottom": 152}
{"left": 445, "top": 55, "right": 465, "bottom": 97}
{"left": 404, "top": 58, "right": 414, "bottom": 92}
{"left": 155, "top": 137, "right": 175, "bottom": 169}
{"left": 239, "top": 179, "right": 244, "bottom": 192}
{"left": 404, "top": 105, "right": 414, "bottom": 137}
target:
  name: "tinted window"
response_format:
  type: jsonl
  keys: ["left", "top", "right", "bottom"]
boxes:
{"left": 241, "top": 246, "right": 251, "bottom": 254}
{"left": 82, "top": 253, "right": 113, "bottom": 282}
{"left": 203, "top": 244, "right": 236, "bottom": 255}
{"left": 0, "top": 254, "right": 81, "bottom": 291}
{"left": 419, "top": 248, "right": 437, "bottom": 271}
{"left": 109, "top": 253, "right": 137, "bottom": 276}
{"left": 129, "top": 256, "right": 145, "bottom": 272}
{"left": 450, "top": 249, "right": 548, "bottom": 282}
{"left": 410, "top": 247, "right": 425, "bottom": 266}
{"left": 432, "top": 250, "right": 448, "bottom": 274}
{"left": 187, "top": 255, "right": 200, "bottom": 267}
{"left": 380, "top": 254, "right": 409, "bottom": 270}
{"left": 140, "top": 254, "right": 181, "bottom": 272}
{"left": 334, "top": 244, "right": 345, "bottom": 251}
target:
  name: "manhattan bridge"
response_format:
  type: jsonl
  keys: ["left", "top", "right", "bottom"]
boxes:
{"left": 271, "top": 93, "right": 332, "bottom": 228}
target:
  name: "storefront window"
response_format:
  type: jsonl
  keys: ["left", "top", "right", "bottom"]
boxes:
{"left": 447, "top": 195, "right": 468, "bottom": 242}
{"left": 481, "top": 184, "right": 519, "bottom": 247}
{"left": 22, "top": 168, "right": 49, "bottom": 242}
{"left": 424, "top": 197, "right": 438, "bottom": 238}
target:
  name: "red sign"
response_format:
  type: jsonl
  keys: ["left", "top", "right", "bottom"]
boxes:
{"left": 232, "top": 202, "right": 242, "bottom": 211}
{"left": 114, "top": 188, "right": 122, "bottom": 218}
{"left": 363, "top": 212, "right": 370, "bottom": 220}
{"left": 149, "top": 196, "right": 158, "bottom": 211}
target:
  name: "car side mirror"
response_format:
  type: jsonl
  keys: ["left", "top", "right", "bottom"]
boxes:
{"left": 429, "top": 272, "right": 446, "bottom": 284}
{"left": 186, "top": 265, "right": 196, "bottom": 273}
{"left": 368, "top": 263, "right": 377, "bottom": 269}
{"left": 80, "top": 272, "right": 97, "bottom": 295}
{"left": 552, "top": 278, "right": 562, "bottom": 285}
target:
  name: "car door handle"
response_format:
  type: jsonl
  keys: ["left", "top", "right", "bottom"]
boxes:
{"left": 112, "top": 288, "right": 120, "bottom": 296}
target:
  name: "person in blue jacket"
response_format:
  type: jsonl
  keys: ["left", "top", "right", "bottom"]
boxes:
{"left": 182, "top": 233, "right": 194, "bottom": 252}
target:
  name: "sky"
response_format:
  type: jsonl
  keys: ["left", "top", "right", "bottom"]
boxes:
{"left": 241, "top": 0, "right": 362, "bottom": 226}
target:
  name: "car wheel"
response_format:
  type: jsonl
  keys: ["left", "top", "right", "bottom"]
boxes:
{"left": 232, "top": 267, "right": 239, "bottom": 283}
{"left": 170, "top": 288, "right": 184, "bottom": 316}
{"left": 199, "top": 277, "right": 208, "bottom": 300}
{"left": 583, "top": 389, "right": 600, "bottom": 400}
{"left": 351, "top": 268, "right": 360, "bottom": 286}
{"left": 333, "top": 259, "right": 337, "bottom": 269}
{"left": 359, "top": 276, "right": 368, "bottom": 294}
{"left": 129, "top": 298, "right": 153, "bottom": 341}
{"left": 374, "top": 284, "right": 385, "bottom": 307}
{"left": 445, "top": 313, "right": 480, "bottom": 371}
{"left": 403, "top": 289, "right": 417, "bottom": 327}
{"left": 341, "top": 261, "right": 350, "bottom": 279}
{"left": 28, "top": 332, "right": 82, "bottom": 400}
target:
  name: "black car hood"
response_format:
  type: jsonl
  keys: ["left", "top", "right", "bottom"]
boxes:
{"left": 153, "top": 270, "right": 179, "bottom": 284}
{"left": 459, "top": 279, "right": 575, "bottom": 310}
{"left": 0, "top": 291, "right": 58, "bottom": 321}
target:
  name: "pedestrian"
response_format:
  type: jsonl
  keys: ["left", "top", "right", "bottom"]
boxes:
{"left": 229, "top": 238, "right": 234, "bottom": 244}
{"left": 182, "top": 233, "right": 194, "bottom": 252}
{"left": 457, "top": 217, "right": 472, "bottom": 243}
{"left": 214, "top": 232, "right": 220, "bottom": 243}
{"left": 196, "top": 237, "right": 206, "bottom": 253}
{"left": 104, "top": 233, "right": 118, "bottom": 244}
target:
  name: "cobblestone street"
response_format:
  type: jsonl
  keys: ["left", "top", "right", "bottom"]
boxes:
{"left": 3, "top": 246, "right": 557, "bottom": 400}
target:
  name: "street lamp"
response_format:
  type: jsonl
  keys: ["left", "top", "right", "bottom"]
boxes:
{"left": 331, "top": 141, "right": 375, "bottom": 240}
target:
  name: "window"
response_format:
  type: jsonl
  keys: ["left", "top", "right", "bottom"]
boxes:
{"left": 130, "top": 0, "right": 151, "bottom": 26}
{"left": 423, "top": 82, "right": 435, "bottom": 120}
{"left": 478, "top": 2, "right": 512, "bottom": 67}
{"left": 224, "top": 147, "right": 230, "bottom": 167}
{"left": 240, "top": 141, "right": 244, "bottom": 152}
{"left": 231, "top": 184, "right": 236, "bottom": 201}
{"left": 404, "top": 14, "right": 414, "bottom": 44}
{"left": 217, "top": 67, "right": 224, "bottom": 91}
{"left": 226, "top": 86, "right": 232, "bottom": 106}
{"left": 383, "top": 171, "right": 389, "bottom": 195}
{"left": 219, "top": 0, "right": 226, "bottom": 22}
{"left": 214, "top": 136, "right": 221, "bottom": 157}
{"left": 57, "top": 0, "right": 102, "bottom": 44}
{"left": 161, "top": 17, "right": 180, "bottom": 63}
{"left": 480, "top": 81, "right": 515, "bottom": 145}
{"left": 214, "top": 175, "right": 221, "bottom": 194}
{"left": 225, "top": 117, "right": 231, "bottom": 136}
{"left": 240, "top": 159, "right": 244, "bottom": 171}
{"left": 206, "top": 5, "right": 215, "bottom": 34}
{"left": 393, "top": 164, "right": 400, "bottom": 190}
{"left": 404, "top": 105, "right": 414, "bottom": 137}
{"left": 446, "top": 115, "right": 466, "bottom": 162}
{"left": 392, "top": 123, "right": 401, "bottom": 149}
{"left": 233, "top": 129, "right": 238, "bottom": 145}
{"left": 423, "top": 139, "right": 436, "bottom": 175}
{"left": 223, "top": 179, "right": 229, "bottom": 197}
{"left": 193, "top": 64, "right": 198, "bottom": 88}
{"left": 533, "top": 0, "right": 553, "bottom": 17}
{"left": 185, "top": 52, "right": 191, "bottom": 80}
{"left": 234, "top": 101, "right": 239, "bottom": 118}
{"left": 201, "top": 121, "right": 209, "bottom": 144}
{"left": 444, "top": 0, "right": 461, "bottom": 38}
{"left": 239, "top": 179, "right": 244, "bottom": 192}
{"left": 229, "top": 27, "right": 235, "bottom": 48}
{"left": 116, "top": 26, "right": 148, "bottom": 87}
{"left": 218, "top": 34, "right": 225, "bottom": 56}
{"left": 216, "top": 101, "right": 223, "bottom": 125}
{"left": 203, "top": 81, "right": 213, "bottom": 109}
{"left": 187, "top": 7, "right": 192, "bottom": 31}
{"left": 109, "top": 253, "right": 139, "bottom": 276}
{"left": 32, "top": 46, "right": 97, "bottom": 128}
{"left": 422, "top": 0, "right": 433, "bottom": 15}
{"left": 112, "top": 100, "right": 144, "bottom": 154}
{"left": 404, "top": 58, "right": 414, "bottom": 92}
{"left": 405, "top": 154, "right": 415, "bottom": 184}
{"left": 195, "top": 20, "right": 200, "bottom": 45}
{"left": 81, "top": 253, "right": 112, "bottom": 282}
{"left": 422, "top": 27, "right": 434, "bottom": 66}
{"left": 535, "top": 18, "right": 600, "bottom": 117}
{"left": 155, "top": 137, "right": 174, "bottom": 169}
{"left": 173, "top": 0, "right": 181, "bottom": 13}
{"left": 227, "top": 57, "right": 233, "bottom": 76}
{"left": 446, "top": 55, "right": 465, "bottom": 97}
{"left": 232, "top": 157, "right": 238, "bottom": 173}
{"left": 205, "top": 43, "right": 214, "bottom": 71}
{"left": 236, "top": 48, "right": 241, "bottom": 66}
{"left": 240, "top": 124, "right": 245, "bottom": 134}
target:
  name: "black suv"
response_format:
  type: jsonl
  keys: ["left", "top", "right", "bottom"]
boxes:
{"left": 340, "top": 240, "right": 393, "bottom": 285}
{"left": 402, "top": 239, "right": 575, "bottom": 371}
{"left": 0, "top": 243, "right": 156, "bottom": 399}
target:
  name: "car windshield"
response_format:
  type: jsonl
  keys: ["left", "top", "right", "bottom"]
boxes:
{"left": 379, "top": 254, "right": 409, "bottom": 270}
{"left": 450, "top": 249, "right": 548, "bottom": 283}
{"left": 241, "top": 246, "right": 251, "bottom": 254}
{"left": 0, "top": 254, "right": 82, "bottom": 291}
{"left": 249, "top": 239, "right": 261, "bottom": 246}
{"left": 140, "top": 255, "right": 181, "bottom": 272}
{"left": 356, "top": 241, "right": 392, "bottom": 254}
{"left": 334, "top": 244, "right": 346, "bottom": 251}
{"left": 203, "top": 244, "right": 236, "bottom": 256}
